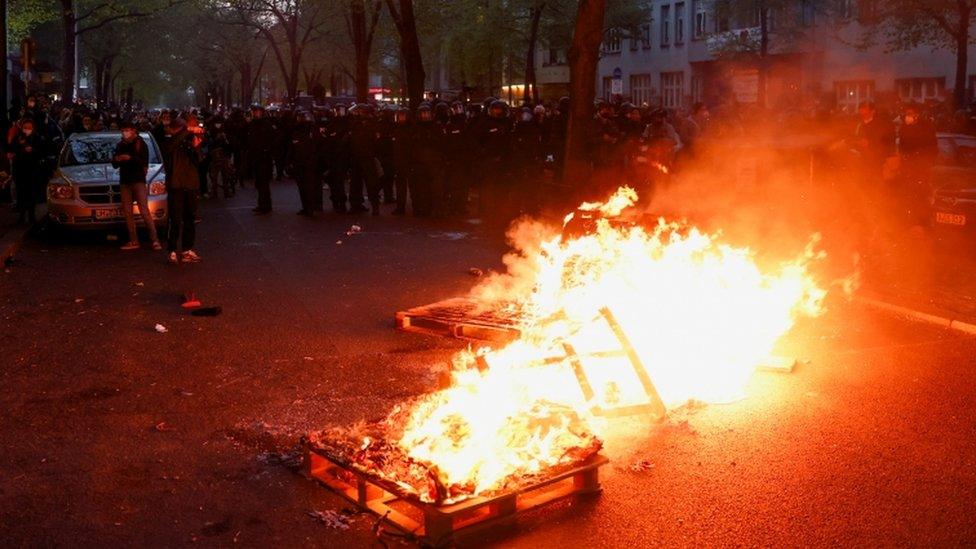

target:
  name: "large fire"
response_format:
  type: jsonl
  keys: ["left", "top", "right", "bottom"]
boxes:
{"left": 318, "top": 187, "right": 831, "bottom": 505}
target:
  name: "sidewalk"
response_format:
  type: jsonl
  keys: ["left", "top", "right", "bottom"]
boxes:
{"left": 859, "top": 235, "right": 976, "bottom": 332}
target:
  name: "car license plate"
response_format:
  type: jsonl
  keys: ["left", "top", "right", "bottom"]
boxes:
{"left": 935, "top": 212, "right": 966, "bottom": 226}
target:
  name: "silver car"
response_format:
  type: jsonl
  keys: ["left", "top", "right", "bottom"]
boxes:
{"left": 46, "top": 131, "right": 167, "bottom": 229}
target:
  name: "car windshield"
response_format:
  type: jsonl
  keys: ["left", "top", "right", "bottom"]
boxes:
{"left": 60, "top": 134, "right": 160, "bottom": 166}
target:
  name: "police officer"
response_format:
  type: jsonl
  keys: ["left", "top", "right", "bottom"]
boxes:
{"left": 441, "top": 101, "right": 472, "bottom": 215}
{"left": 247, "top": 104, "right": 276, "bottom": 213}
{"left": 206, "top": 115, "right": 234, "bottom": 198}
{"left": 476, "top": 100, "right": 513, "bottom": 221}
{"left": 412, "top": 103, "right": 446, "bottom": 216}
{"left": 348, "top": 104, "right": 382, "bottom": 214}
{"left": 287, "top": 110, "right": 324, "bottom": 216}
{"left": 323, "top": 104, "right": 351, "bottom": 213}
{"left": 376, "top": 107, "right": 397, "bottom": 205}
{"left": 511, "top": 106, "right": 543, "bottom": 213}
{"left": 390, "top": 108, "right": 413, "bottom": 215}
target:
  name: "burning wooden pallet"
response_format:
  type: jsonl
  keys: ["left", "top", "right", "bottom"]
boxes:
{"left": 395, "top": 297, "right": 525, "bottom": 342}
{"left": 303, "top": 439, "right": 608, "bottom": 547}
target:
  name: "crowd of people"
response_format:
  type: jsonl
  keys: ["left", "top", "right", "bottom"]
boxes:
{"left": 2, "top": 91, "right": 975, "bottom": 262}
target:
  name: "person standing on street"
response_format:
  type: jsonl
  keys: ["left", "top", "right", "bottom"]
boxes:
{"left": 248, "top": 105, "right": 276, "bottom": 214}
{"left": 163, "top": 117, "right": 205, "bottom": 264}
{"left": 287, "top": 111, "right": 324, "bottom": 216}
{"left": 8, "top": 119, "right": 46, "bottom": 225}
{"left": 113, "top": 121, "right": 161, "bottom": 251}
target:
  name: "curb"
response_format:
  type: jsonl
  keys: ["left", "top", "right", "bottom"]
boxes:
{"left": 856, "top": 295, "right": 976, "bottom": 336}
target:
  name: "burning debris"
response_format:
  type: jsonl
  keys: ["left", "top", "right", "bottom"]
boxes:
{"left": 309, "top": 187, "right": 834, "bottom": 530}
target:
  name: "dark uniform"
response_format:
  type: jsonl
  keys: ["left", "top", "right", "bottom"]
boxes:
{"left": 287, "top": 119, "right": 325, "bottom": 215}
{"left": 511, "top": 110, "right": 543, "bottom": 213}
{"left": 412, "top": 109, "right": 446, "bottom": 217}
{"left": 390, "top": 112, "right": 413, "bottom": 215}
{"left": 324, "top": 112, "right": 351, "bottom": 212}
{"left": 247, "top": 111, "right": 277, "bottom": 213}
{"left": 474, "top": 104, "right": 513, "bottom": 221}
{"left": 441, "top": 111, "right": 471, "bottom": 215}
{"left": 348, "top": 111, "right": 381, "bottom": 213}
{"left": 376, "top": 112, "right": 397, "bottom": 204}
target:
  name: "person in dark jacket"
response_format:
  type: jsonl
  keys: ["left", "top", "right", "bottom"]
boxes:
{"left": 247, "top": 105, "right": 276, "bottom": 213}
{"left": 8, "top": 118, "right": 46, "bottom": 224}
{"left": 287, "top": 111, "right": 325, "bottom": 216}
{"left": 164, "top": 117, "right": 205, "bottom": 264}
{"left": 348, "top": 105, "right": 382, "bottom": 214}
{"left": 112, "top": 121, "right": 160, "bottom": 250}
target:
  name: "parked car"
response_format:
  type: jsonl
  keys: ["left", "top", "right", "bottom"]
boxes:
{"left": 46, "top": 132, "right": 167, "bottom": 230}
{"left": 929, "top": 133, "right": 976, "bottom": 232}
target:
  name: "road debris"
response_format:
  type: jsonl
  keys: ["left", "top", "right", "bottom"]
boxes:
{"left": 346, "top": 225, "right": 363, "bottom": 236}
{"left": 308, "top": 509, "right": 352, "bottom": 530}
{"left": 154, "top": 323, "right": 169, "bottom": 334}
{"left": 154, "top": 422, "right": 173, "bottom": 432}
{"left": 630, "top": 459, "right": 654, "bottom": 472}
{"left": 468, "top": 267, "right": 484, "bottom": 277}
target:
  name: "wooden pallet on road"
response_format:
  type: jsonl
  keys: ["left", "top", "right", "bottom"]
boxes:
{"left": 395, "top": 297, "right": 525, "bottom": 343}
{"left": 303, "top": 440, "right": 607, "bottom": 547}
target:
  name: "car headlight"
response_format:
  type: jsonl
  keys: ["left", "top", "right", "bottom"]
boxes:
{"left": 149, "top": 180, "right": 167, "bottom": 195}
{"left": 48, "top": 182, "right": 74, "bottom": 200}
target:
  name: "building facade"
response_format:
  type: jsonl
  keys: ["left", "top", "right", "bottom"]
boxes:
{"left": 595, "top": 0, "right": 976, "bottom": 112}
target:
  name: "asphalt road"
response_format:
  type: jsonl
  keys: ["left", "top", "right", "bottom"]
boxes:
{"left": 1, "top": 182, "right": 974, "bottom": 547}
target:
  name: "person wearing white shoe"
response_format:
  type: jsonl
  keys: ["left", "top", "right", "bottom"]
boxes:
{"left": 162, "top": 116, "right": 205, "bottom": 262}
{"left": 113, "top": 120, "right": 161, "bottom": 251}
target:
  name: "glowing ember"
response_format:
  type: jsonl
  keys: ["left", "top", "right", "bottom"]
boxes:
{"left": 324, "top": 187, "right": 831, "bottom": 504}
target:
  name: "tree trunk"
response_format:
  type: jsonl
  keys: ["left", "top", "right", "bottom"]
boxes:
{"left": 954, "top": 7, "right": 970, "bottom": 109}
{"left": 523, "top": 3, "right": 544, "bottom": 105}
{"left": 350, "top": 0, "right": 370, "bottom": 103}
{"left": 240, "top": 61, "right": 252, "bottom": 106}
{"left": 61, "top": 0, "right": 76, "bottom": 102}
{"left": 386, "top": 0, "right": 426, "bottom": 109}
{"left": 564, "top": 0, "right": 607, "bottom": 189}
{"left": 1, "top": 0, "right": 8, "bottom": 120}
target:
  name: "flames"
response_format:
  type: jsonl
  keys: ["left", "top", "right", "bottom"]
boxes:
{"left": 333, "top": 187, "right": 834, "bottom": 503}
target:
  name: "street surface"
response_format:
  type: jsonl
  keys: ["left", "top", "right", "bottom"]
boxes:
{"left": 1, "top": 182, "right": 975, "bottom": 547}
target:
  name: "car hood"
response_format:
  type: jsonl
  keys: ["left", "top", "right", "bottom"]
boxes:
{"left": 58, "top": 163, "right": 164, "bottom": 185}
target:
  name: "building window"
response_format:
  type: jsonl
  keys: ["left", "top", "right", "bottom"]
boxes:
{"left": 605, "top": 29, "right": 622, "bottom": 53}
{"left": 630, "top": 26, "right": 639, "bottom": 50}
{"left": 630, "top": 73, "right": 653, "bottom": 106}
{"left": 693, "top": 0, "right": 707, "bottom": 39}
{"left": 835, "top": 80, "right": 875, "bottom": 113}
{"left": 661, "top": 71, "right": 684, "bottom": 108}
{"left": 603, "top": 76, "right": 614, "bottom": 102}
{"left": 691, "top": 74, "right": 704, "bottom": 104}
{"left": 661, "top": 5, "right": 671, "bottom": 46}
{"left": 896, "top": 77, "right": 945, "bottom": 102}
{"left": 641, "top": 23, "right": 652, "bottom": 49}
{"left": 675, "top": 2, "right": 686, "bottom": 44}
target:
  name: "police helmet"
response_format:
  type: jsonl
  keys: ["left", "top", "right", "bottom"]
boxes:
{"left": 488, "top": 100, "right": 509, "bottom": 119}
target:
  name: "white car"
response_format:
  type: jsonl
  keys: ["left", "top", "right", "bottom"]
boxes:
{"left": 46, "top": 132, "right": 168, "bottom": 229}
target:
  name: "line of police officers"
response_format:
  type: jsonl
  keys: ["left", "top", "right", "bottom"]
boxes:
{"left": 191, "top": 98, "right": 571, "bottom": 219}
{"left": 188, "top": 96, "right": 682, "bottom": 220}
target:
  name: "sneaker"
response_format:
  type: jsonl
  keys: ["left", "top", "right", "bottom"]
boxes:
{"left": 181, "top": 250, "right": 201, "bottom": 263}
{"left": 120, "top": 241, "right": 140, "bottom": 251}
{"left": 167, "top": 251, "right": 180, "bottom": 264}
{"left": 151, "top": 241, "right": 163, "bottom": 251}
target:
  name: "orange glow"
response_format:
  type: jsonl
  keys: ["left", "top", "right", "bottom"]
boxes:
{"left": 378, "top": 187, "right": 829, "bottom": 502}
